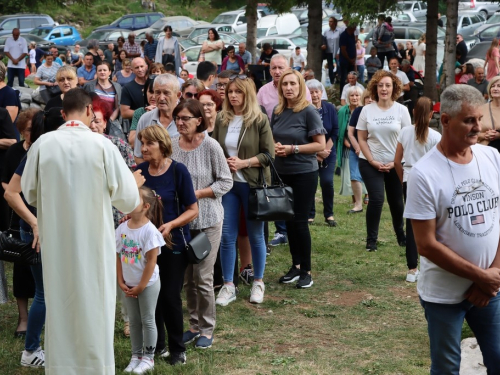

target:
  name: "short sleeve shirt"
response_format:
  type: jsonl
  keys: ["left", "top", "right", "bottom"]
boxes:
{"left": 4, "top": 36, "right": 28, "bottom": 69}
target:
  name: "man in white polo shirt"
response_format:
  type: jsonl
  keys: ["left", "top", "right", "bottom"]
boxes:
{"left": 4, "top": 28, "right": 28, "bottom": 88}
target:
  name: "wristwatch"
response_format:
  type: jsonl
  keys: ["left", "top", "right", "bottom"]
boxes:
{"left": 293, "top": 145, "right": 300, "bottom": 154}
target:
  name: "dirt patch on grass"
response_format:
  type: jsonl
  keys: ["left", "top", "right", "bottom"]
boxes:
{"left": 323, "top": 290, "right": 373, "bottom": 306}
{"left": 390, "top": 286, "right": 419, "bottom": 299}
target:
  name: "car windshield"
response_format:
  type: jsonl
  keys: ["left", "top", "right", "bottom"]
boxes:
{"left": 109, "top": 18, "right": 122, "bottom": 26}
{"left": 257, "top": 28, "right": 268, "bottom": 38}
{"left": 212, "top": 15, "right": 237, "bottom": 24}
{"left": 29, "top": 28, "right": 51, "bottom": 37}
{"left": 291, "top": 9, "right": 304, "bottom": 17}
{"left": 180, "top": 39, "right": 197, "bottom": 49}
{"left": 150, "top": 19, "right": 166, "bottom": 29}
{"left": 290, "top": 36, "right": 308, "bottom": 48}
{"left": 487, "top": 14, "right": 500, "bottom": 24}
{"left": 86, "top": 30, "right": 109, "bottom": 40}
{"left": 397, "top": 3, "right": 413, "bottom": 11}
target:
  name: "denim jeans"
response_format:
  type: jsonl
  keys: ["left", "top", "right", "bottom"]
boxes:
{"left": 20, "top": 228, "right": 45, "bottom": 352}
{"left": 420, "top": 294, "right": 500, "bottom": 375}
{"left": 7, "top": 67, "right": 25, "bottom": 87}
{"left": 274, "top": 220, "right": 287, "bottom": 235}
{"left": 281, "top": 171, "right": 318, "bottom": 273}
{"left": 220, "top": 182, "right": 266, "bottom": 282}
{"left": 309, "top": 160, "right": 335, "bottom": 220}
{"left": 358, "top": 159, "right": 404, "bottom": 243}
{"left": 357, "top": 65, "right": 365, "bottom": 83}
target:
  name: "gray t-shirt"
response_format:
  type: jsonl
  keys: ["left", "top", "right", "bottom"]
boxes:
{"left": 271, "top": 105, "right": 326, "bottom": 175}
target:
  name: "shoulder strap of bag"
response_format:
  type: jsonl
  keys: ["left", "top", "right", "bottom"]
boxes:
{"left": 172, "top": 161, "right": 188, "bottom": 248}
{"left": 261, "top": 151, "right": 285, "bottom": 187}
{"left": 237, "top": 126, "right": 248, "bottom": 154}
{"left": 489, "top": 102, "right": 496, "bottom": 130}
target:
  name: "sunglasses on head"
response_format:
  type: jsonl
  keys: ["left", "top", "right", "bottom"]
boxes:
{"left": 229, "top": 74, "right": 248, "bottom": 81}
{"left": 184, "top": 92, "right": 198, "bottom": 99}
{"left": 348, "top": 71, "right": 358, "bottom": 77}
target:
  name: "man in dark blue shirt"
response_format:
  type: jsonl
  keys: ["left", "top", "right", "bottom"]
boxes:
{"left": 143, "top": 32, "right": 158, "bottom": 66}
{"left": 339, "top": 25, "right": 357, "bottom": 96}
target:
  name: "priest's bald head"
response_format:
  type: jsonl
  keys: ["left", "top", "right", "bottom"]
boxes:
{"left": 62, "top": 88, "right": 94, "bottom": 126}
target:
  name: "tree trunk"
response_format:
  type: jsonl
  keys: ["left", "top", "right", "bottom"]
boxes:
{"left": 307, "top": 0, "right": 323, "bottom": 80}
{"left": 246, "top": 0, "right": 258, "bottom": 64}
{"left": 444, "top": 0, "right": 459, "bottom": 88}
{"left": 424, "top": 0, "right": 439, "bottom": 102}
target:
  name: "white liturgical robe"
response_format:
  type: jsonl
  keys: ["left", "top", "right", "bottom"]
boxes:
{"left": 21, "top": 120, "right": 140, "bottom": 375}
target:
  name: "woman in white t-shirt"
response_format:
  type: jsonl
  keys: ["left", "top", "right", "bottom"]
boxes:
{"left": 356, "top": 70, "right": 412, "bottom": 252}
{"left": 29, "top": 42, "right": 37, "bottom": 74}
{"left": 394, "top": 97, "right": 441, "bottom": 283}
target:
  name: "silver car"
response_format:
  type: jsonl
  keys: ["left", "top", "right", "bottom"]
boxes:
{"left": 396, "top": 1, "right": 428, "bottom": 21}
{"left": 441, "top": 12, "right": 486, "bottom": 39}
{"left": 459, "top": 0, "right": 500, "bottom": 19}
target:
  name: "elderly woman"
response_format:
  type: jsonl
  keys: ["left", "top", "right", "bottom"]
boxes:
{"left": 198, "top": 89, "right": 222, "bottom": 135}
{"left": 34, "top": 53, "right": 61, "bottom": 104}
{"left": 155, "top": 26, "right": 182, "bottom": 74}
{"left": 0, "top": 62, "right": 22, "bottom": 123}
{"left": 136, "top": 125, "right": 198, "bottom": 365}
{"left": 1, "top": 108, "right": 37, "bottom": 337}
{"left": 212, "top": 76, "right": 274, "bottom": 305}
{"left": 337, "top": 86, "right": 363, "bottom": 205}
{"left": 44, "top": 66, "right": 78, "bottom": 128}
{"left": 113, "top": 58, "right": 136, "bottom": 87}
{"left": 181, "top": 79, "right": 204, "bottom": 100}
{"left": 479, "top": 75, "right": 500, "bottom": 150}
{"left": 171, "top": 99, "right": 232, "bottom": 349}
{"left": 4, "top": 110, "right": 57, "bottom": 368}
{"left": 271, "top": 69, "right": 326, "bottom": 289}
{"left": 356, "top": 70, "right": 411, "bottom": 252}
{"left": 305, "top": 79, "right": 339, "bottom": 227}
{"left": 128, "top": 76, "right": 157, "bottom": 146}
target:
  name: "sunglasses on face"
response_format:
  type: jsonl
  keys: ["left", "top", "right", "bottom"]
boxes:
{"left": 184, "top": 92, "right": 198, "bottom": 99}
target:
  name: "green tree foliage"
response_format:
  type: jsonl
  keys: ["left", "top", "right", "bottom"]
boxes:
{"left": 3, "top": 0, "right": 95, "bottom": 14}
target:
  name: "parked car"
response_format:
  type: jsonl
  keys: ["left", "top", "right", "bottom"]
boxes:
{"left": 211, "top": 10, "right": 262, "bottom": 34}
{"left": 466, "top": 41, "right": 490, "bottom": 60}
{"left": 395, "top": 1, "right": 428, "bottom": 21}
{"left": 256, "top": 35, "right": 308, "bottom": 59}
{"left": 0, "top": 34, "right": 65, "bottom": 57}
{"left": 134, "top": 16, "right": 207, "bottom": 39}
{"left": 459, "top": 0, "right": 500, "bottom": 19}
{"left": 290, "top": 7, "right": 335, "bottom": 25}
{"left": 473, "top": 12, "right": 500, "bottom": 36}
{"left": 94, "top": 12, "right": 165, "bottom": 31}
{"left": 193, "top": 32, "right": 245, "bottom": 46}
{"left": 392, "top": 12, "right": 419, "bottom": 23}
{"left": 0, "top": 13, "right": 56, "bottom": 36}
{"left": 238, "top": 4, "right": 276, "bottom": 16}
{"left": 77, "top": 29, "right": 130, "bottom": 48}
{"left": 257, "top": 13, "right": 301, "bottom": 37}
{"left": 182, "top": 45, "right": 202, "bottom": 76}
{"left": 440, "top": 12, "right": 486, "bottom": 39}
{"left": 29, "top": 25, "right": 82, "bottom": 46}
{"left": 475, "top": 23, "right": 500, "bottom": 41}
{"left": 184, "top": 24, "right": 238, "bottom": 40}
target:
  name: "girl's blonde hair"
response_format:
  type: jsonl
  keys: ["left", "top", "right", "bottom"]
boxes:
{"left": 274, "top": 69, "right": 309, "bottom": 115}
{"left": 220, "top": 77, "right": 266, "bottom": 127}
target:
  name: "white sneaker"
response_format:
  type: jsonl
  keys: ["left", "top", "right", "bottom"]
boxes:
{"left": 250, "top": 281, "right": 265, "bottom": 304}
{"left": 158, "top": 348, "right": 169, "bottom": 358}
{"left": 21, "top": 347, "right": 45, "bottom": 368}
{"left": 406, "top": 269, "right": 420, "bottom": 283}
{"left": 124, "top": 356, "right": 142, "bottom": 373}
{"left": 215, "top": 284, "right": 236, "bottom": 306}
{"left": 132, "top": 358, "right": 154, "bottom": 374}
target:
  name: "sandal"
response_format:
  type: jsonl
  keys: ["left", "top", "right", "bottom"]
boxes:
{"left": 123, "top": 321, "right": 130, "bottom": 337}
{"left": 325, "top": 218, "right": 337, "bottom": 227}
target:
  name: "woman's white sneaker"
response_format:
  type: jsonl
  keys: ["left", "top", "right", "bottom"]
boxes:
{"left": 215, "top": 284, "right": 236, "bottom": 306}
{"left": 20, "top": 347, "right": 45, "bottom": 368}
{"left": 250, "top": 281, "right": 265, "bottom": 304}
{"left": 132, "top": 358, "right": 154, "bottom": 374}
{"left": 124, "top": 356, "right": 142, "bottom": 373}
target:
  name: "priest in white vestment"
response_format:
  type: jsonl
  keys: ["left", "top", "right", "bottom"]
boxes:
{"left": 21, "top": 88, "right": 143, "bottom": 375}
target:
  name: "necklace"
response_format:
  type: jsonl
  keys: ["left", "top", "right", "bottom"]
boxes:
{"left": 440, "top": 143, "right": 483, "bottom": 196}
{"left": 148, "top": 159, "right": 168, "bottom": 176}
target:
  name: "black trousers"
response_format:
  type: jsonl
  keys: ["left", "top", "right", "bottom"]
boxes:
{"left": 403, "top": 182, "right": 418, "bottom": 269}
{"left": 377, "top": 50, "right": 395, "bottom": 70}
{"left": 155, "top": 247, "right": 188, "bottom": 354}
{"left": 325, "top": 53, "right": 337, "bottom": 84}
{"left": 358, "top": 159, "right": 404, "bottom": 243}
{"left": 339, "top": 62, "right": 355, "bottom": 99}
{"left": 281, "top": 171, "right": 318, "bottom": 273}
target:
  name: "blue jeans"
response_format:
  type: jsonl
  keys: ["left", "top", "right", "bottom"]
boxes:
{"left": 349, "top": 149, "right": 363, "bottom": 182}
{"left": 221, "top": 182, "right": 266, "bottom": 281}
{"left": 309, "top": 159, "right": 335, "bottom": 219}
{"left": 356, "top": 65, "right": 365, "bottom": 83}
{"left": 274, "top": 220, "right": 287, "bottom": 235}
{"left": 7, "top": 67, "right": 25, "bottom": 88}
{"left": 20, "top": 228, "right": 45, "bottom": 352}
{"left": 420, "top": 294, "right": 500, "bottom": 374}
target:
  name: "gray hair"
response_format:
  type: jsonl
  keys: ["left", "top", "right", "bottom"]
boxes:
{"left": 440, "top": 84, "right": 485, "bottom": 117}
{"left": 270, "top": 54, "right": 289, "bottom": 67}
{"left": 0, "top": 61, "right": 5, "bottom": 81}
{"left": 305, "top": 79, "right": 323, "bottom": 92}
{"left": 401, "top": 59, "right": 411, "bottom": 66}
{"left": 154, "top": 73, "right": 180, "bottom": 92}
{"left": 345, "top": 86, "right": 364, "bottom": 106}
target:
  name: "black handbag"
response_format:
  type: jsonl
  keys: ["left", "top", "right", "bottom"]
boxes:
{"left": 172, "top": 162, "right": 211, "bottom": 264}
{"left": 0, "top": 213, "right": 40, "bottom": 266}
{"left": 47, "top": 84, "right": 61, "bottom": 95}
{"left": 247, "top": 153, "right": 294, "bottom": 221}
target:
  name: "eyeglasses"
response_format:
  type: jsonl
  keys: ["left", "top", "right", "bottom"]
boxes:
{"left": 229, "top": 74, "right": 248, "bottom": 81}
{"left": 216, "top": 83, "right": 227, "bottom": 89}
{"left": 174, "top": 116, "right": 198, "bottom": 122}
{"left": 202, "top": 102, "right": 215, "bottom": 108}
{"left": 184, "top": 92, "right": 198, "bottom": 99}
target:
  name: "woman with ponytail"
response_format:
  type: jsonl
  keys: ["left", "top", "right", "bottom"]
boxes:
{"left": 394, "top": 96, "right": 441, "bottom": 283}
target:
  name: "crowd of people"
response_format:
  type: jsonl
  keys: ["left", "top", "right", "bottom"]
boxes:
{"left": 0, "top": 14, "right": 499, "bottom": 375}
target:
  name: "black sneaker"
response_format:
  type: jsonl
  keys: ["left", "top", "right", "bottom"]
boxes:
{"left": 397, "top": 234, "right": 406, "bottom": 247}
{"left": 366, "top": 242, "right": 377, "bottom": 252}
{"left": 296, "top": 273, "right": 314, "bottom": 288}
{"left": 169, "top": 351, "right": 186, "bottom": 365}
{"left": 279, "top": 266, "right": 301, "bottom": 284}
{"left": 239, "top": 264, "right": 254, "bottom": 285}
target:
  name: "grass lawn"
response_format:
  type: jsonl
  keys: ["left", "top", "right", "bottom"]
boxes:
{"left": 0, "top": 175, "right": 473, "bottom": 374}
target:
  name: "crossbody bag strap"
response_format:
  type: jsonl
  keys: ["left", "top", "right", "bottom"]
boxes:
{"left": 262, "top": 151, "right": 285, "bottom": 187}
{"left": 237, "top": 125, "right": 248, "bottom": 154}
{"left": 172, "top": 161, "right": 188, "bottom": 247}
{"left": 489, "top": 102, "right": 496, "bottom": 130}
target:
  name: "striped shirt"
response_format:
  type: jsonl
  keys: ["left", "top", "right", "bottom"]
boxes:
{"left": 123, "top": 42, "right": 142, "bottom": 56}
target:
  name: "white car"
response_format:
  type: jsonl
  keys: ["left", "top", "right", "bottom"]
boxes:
{"left": 182, "top": 46, "right": 202, "bottom": 76}
{"left": 211, "top": 10, "right": 263, "bottom": 33}
{"left": 256, "top": 35, "right": 308, "bottom": 60}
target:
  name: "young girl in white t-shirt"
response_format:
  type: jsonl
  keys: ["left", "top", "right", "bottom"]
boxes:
{"left": 116, "top": 186, "right": 169, "bottom": 374}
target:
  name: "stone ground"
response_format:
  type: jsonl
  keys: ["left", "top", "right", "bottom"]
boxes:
{"left": 460, "top": 338, "right": 486, "bottom": 374}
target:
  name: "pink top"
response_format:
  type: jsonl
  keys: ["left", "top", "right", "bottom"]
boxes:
{"left": 356, "top": 47, "right": 365, "bottom": 66}
{"left": 257, "top": 81, "right": 312, "bottom": 121}
{"left": 486, "top": 47, "right": 500, "bottom": 81}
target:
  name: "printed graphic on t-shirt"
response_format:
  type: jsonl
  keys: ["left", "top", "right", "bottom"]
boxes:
{"left": 119, "top": 234, "right": 142, "bottom": 264}
{"left": 446, "top": 178, "right": 499, "bottom": 238}
{"left": 373, "top": 115, "right": 395, "bottom": 126}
